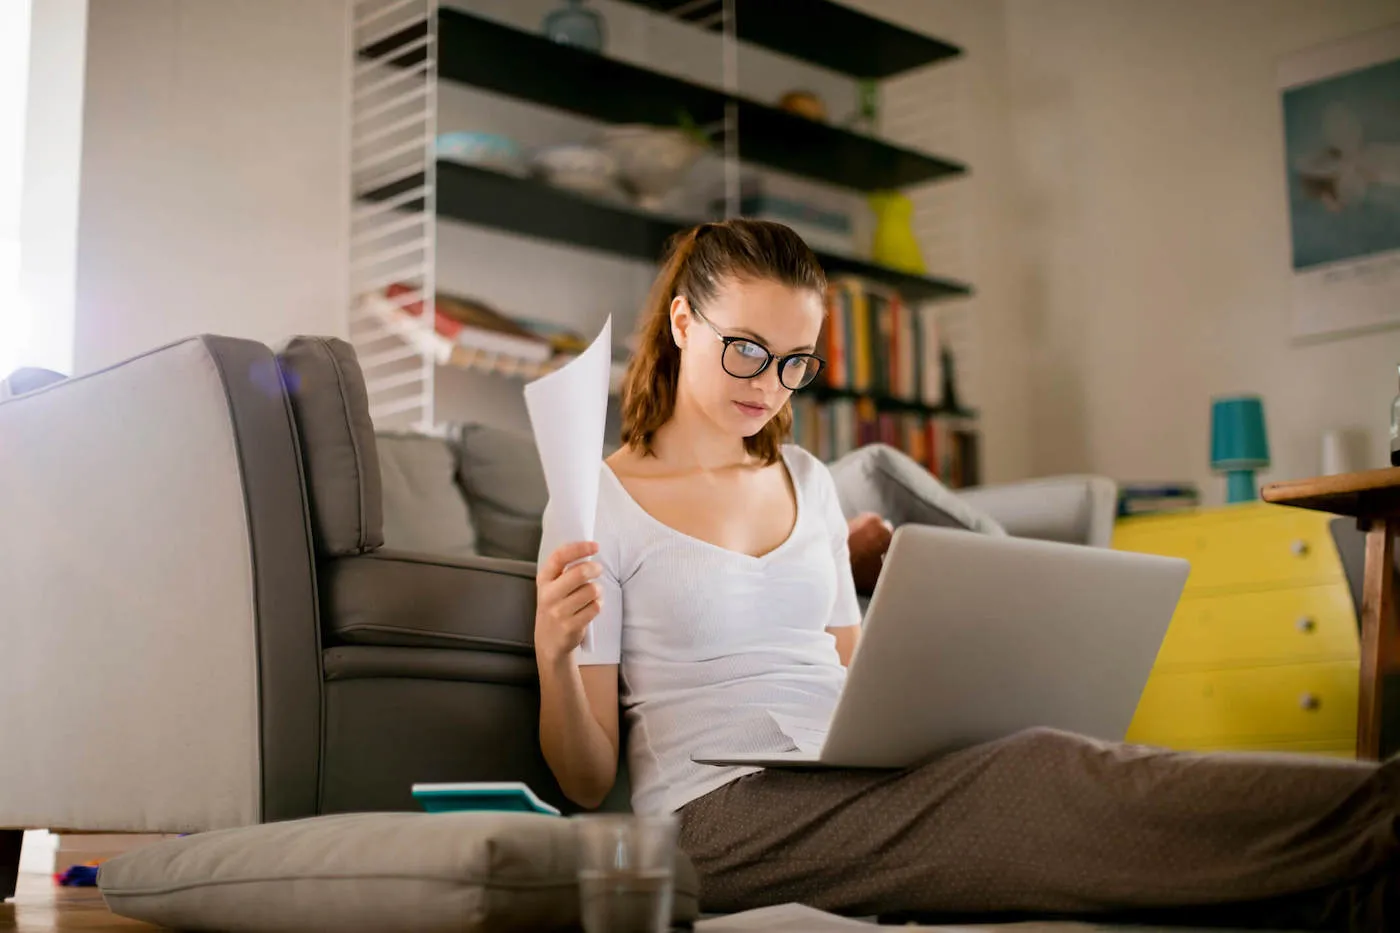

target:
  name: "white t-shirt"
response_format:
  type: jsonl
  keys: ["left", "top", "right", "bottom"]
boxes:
{"left": 547, "top": 444, "right": 861, "bottom": 815}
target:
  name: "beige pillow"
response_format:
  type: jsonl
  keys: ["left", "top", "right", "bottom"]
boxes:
{"left": 378, "top": 432, "right": 477, "bottom": 558}
{"left": 99, "top": 812, "right": 699, "bottom": 933}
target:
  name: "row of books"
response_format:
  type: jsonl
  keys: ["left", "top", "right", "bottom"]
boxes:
{"left": 791, "top": 396, "right": 981, "bottom": 489}
{"left": 820, "top": 277, "right": 943, "bottom": 405}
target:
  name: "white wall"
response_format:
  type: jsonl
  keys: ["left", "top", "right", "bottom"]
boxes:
{"left": 17, "top": 0, "right": 86, "bottom": 376}
{"left": 863, "top": 0, "right": 1031, "bottom": 483}
{"left": 1004, "top": 0, "right": 1400, "bottom": 500}
{"left": 72, "top": 0, "right": 349, "bottom": 373}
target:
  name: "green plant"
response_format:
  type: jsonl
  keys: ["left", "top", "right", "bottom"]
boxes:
{"left": 676, "top": 109, "right": 713, "bottom": 147}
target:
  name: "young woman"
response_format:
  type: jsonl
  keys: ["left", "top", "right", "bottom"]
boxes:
{"left": 534, "top": 219, "right": 1398, "bottom": 930}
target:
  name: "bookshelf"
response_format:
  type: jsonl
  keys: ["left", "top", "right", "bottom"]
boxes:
{"left": 614, "top": 0, "right": 962, "bottom": 79}
{"left": 348, "top": 0, "right": 980, "bottom": 469}
{"left": 364, "top": 162, "right": 972, "bottom": 302}
{"left": 788, "top": 278, "right": 979, "bottom": 486}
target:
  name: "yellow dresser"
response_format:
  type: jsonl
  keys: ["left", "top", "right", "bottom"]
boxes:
{"left": 1113, "top": 502, "right": 1359, "bottom": 757}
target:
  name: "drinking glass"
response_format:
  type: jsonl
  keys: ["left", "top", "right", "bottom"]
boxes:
{"left": 573, "top": 814, "right": 678, "bottom": 933}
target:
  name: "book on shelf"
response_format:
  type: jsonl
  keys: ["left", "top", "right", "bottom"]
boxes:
{"left": 820, "top": 278, "right": 942, "bottom": 406}
{"left": 789, "top": 394, "right": 980, "bottom": 488}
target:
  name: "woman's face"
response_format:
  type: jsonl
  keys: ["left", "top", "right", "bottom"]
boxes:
{"left": 671, "top": 276, "right": 824, "bottom": 439}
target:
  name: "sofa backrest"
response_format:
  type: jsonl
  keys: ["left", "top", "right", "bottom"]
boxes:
{"left": 275, "top": 337, "right": 385, "bottom": 557}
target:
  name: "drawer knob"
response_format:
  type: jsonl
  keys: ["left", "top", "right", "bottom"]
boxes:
{"left": 1291, "top": 539, "right": 1310, "bottom": 557}
{"left": 1300, "top": 693, "right": 1322, "bottom": 711}
{"left": 1296, "top": 616, "right": 1317, "bottom": 634}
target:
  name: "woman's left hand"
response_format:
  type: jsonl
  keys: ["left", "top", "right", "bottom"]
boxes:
{"left": 847, "top": 512, "right": 893, "bottom": 595}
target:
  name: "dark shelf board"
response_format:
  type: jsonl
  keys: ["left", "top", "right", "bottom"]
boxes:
{"left": 817, "top": 252, "right": 970, "bottom": 303}
{"left": 808, "top": 384, "right": 976, "bottom": 418}
{"left": 364, "top": 162, "right": 972, "bottom": 303}
{"left": 617, "top": 0, "right": 962, "bottom": 79}
{"left": 374, "top": 162, "right": 683, "bottom": 262}
{"left": 364, "top": 10, "right": 965, "bottom": 192}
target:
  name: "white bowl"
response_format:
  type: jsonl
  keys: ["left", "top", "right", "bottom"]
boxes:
{"left": 530, "top": 144, "right": 619, "bottom": 198}
{"left": 598, "top": 125, "right": 706, "bottom": 210}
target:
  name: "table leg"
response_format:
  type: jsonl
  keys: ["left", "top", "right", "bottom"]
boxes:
{"left": 1357, "top": 518, "right": 1398, "bottom": 760}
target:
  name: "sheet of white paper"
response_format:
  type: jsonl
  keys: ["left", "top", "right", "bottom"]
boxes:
{"left": 695, "top": 904, "right": 877, "bottom": 932}
{"left": 524, "top": 316, "right": 612, "bottom": 652}
{"left": 697, "top": 904, "right": 988, "bottom": 932}
{"left": 767, "top": 710, "right": 831, "bottom": 756}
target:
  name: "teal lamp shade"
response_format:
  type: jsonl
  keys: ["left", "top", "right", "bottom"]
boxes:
{"left": 1211, "top": 395, "right": 1270, "bottom": 503}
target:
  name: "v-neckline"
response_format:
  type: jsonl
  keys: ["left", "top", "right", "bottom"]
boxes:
{"left": 602, "top": 446, "right": 803, "bottom": 563}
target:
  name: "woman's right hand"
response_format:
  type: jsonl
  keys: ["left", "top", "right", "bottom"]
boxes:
{"left": 534, "top": 541, "right": 603, "bottom": 665}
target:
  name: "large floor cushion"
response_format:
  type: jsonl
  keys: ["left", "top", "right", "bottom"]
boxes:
{"left": 99, "top": 811, "right": 699, "bottom": 933}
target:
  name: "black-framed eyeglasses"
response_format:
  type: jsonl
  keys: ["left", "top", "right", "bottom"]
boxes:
{"left": 689, "top": 304, "right": 825, "bottom": 391}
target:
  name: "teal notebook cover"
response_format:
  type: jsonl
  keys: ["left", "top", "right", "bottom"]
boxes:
{"left": 411, "top": 782, "right": 562, "bottom": 816}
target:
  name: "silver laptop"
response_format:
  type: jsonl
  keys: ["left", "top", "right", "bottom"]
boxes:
{"left": 694, "top": 524, "right": 1189, "bottom": 769}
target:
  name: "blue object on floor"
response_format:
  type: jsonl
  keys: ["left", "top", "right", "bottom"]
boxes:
{"left": 56, "top": 864, "right": 101, "bottom": 887}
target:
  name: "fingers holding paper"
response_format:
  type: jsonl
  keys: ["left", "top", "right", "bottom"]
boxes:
{"left": 535, "top": 541, "right": 604, "bottom": 663}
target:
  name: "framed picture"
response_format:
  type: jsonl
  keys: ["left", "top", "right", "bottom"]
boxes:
{"left": 1279, "top": 24, "right": 1400, "bottom": 342}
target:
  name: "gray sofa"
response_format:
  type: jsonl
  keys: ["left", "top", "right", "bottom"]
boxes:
{"left": 0, "top": 334, "right": 1116, "bottom": 901}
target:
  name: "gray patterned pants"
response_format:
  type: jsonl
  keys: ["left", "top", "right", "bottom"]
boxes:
{"left": 678, "top": 729, "right": 1398, "bottom": 930}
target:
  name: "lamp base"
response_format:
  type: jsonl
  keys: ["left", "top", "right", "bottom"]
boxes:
{"left": 1225, "top": 469, "right": 1258, "bottom": 503}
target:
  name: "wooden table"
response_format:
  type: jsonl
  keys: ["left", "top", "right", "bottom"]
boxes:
{"left": 1262, "top": 467, "right": 1400, "bottom": 760}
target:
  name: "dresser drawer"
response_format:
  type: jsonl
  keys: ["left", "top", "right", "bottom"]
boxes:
{"left": 1126, "top": 662, "right": 1358, "bottom": 747}
{"left": 1115, "top": 506, "right": 1340, "bottom": 592}
{"left": 1154, "top": 584, "right": 1359, "bottom": 671}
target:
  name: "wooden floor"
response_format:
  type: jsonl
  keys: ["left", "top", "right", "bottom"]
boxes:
{"left": 0, "top": 869, "right": 1257, "bottom": 932}
{"left": 0, "top": 873, "right": 157, "bottom": 932}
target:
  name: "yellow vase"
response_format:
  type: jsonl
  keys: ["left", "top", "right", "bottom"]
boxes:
{"left": 868, "top": 191, "right": 926, "bottom": 274}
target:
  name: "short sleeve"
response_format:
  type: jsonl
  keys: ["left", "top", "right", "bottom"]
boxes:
{"left": 537, "top": 470, "right": 624, "bottom": 665}
{"left": 818, "top": 460, "right": 862, "bottom": 630}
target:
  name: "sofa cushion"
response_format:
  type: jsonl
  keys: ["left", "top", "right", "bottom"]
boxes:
{"left": 322, "top": 551, "right": 536, "bottom": 651}
{"left": 454, "top": 423, "right": 549, "bottom": 561}
{"left": 276, "top": 336, "right": 383, "bottom": 556}
{"left": 378, "top": 432, "right": 476, "bottom": 558}
{"left": 828, "top": 443, "right": 1006, "bottom": 536}
{"left": 98, "top": 811, "right": 699, "bottom": 933}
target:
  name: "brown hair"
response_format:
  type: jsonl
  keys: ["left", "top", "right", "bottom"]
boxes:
{"left": 620, "top": 219, "right": 826, "bottom": 464}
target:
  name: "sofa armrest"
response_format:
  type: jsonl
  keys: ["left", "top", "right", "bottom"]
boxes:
{"left": 321, "top": 550, "right": 538, "bottom": 652}
{"left": 0, "top": 337, "right": 319, "bottom": 833}
{"left": 957, "top": 475, "right": 1119, "bottom": 548}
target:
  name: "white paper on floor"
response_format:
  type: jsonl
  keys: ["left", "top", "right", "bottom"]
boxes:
{"left": 695, "top": 903, "right": 1266, "bottom": 932}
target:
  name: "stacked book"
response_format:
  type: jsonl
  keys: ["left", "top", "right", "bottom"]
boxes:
{"left": 1117, "top": 483, "right": 1200, "bottom": 517}
{"left": 386, "top": 284, "right": 553, "bottom": 363}
{"left": 371, "top": 286, "right": 629, "bottom": 391}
